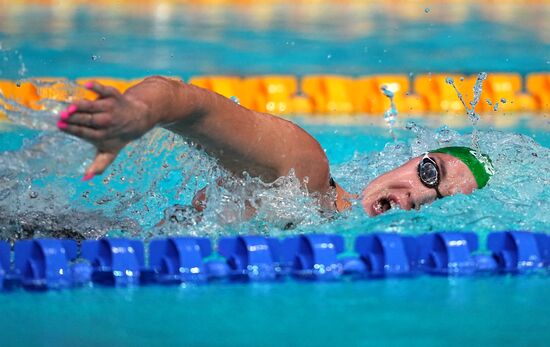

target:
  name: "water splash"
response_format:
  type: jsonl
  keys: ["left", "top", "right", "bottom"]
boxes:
{"left": 0, "top": 75, "right": 548, "bottom": 243}
{"left": 329, "top": 123, "right": 550, "bottom": 243}
{"left": 381, "top": 85, "right": 398, "bottom": 141}
{"left": 0, "top": 78, "right": 92, "bottom": 131}
{"left": 1, "top": 112, "right": 549, "bottom": 243}
{"left": 0, "top": 45, "right": 27, "bottom": 80}
{"left": 445, "top": 72, "right": 487, "bottom": 151}
{"left": 0, "top": 89, "right": 329, "bottom": 241}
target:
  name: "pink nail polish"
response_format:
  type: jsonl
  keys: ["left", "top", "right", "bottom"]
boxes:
{"left": 84, "top": 82, "right": 94, "bottom": 89}
{"left": 67, "top": 104, "right": 77, "bottom": 114}
{"left": 82, "top": 173, "right": 95, "bottom": 181}
{"left": 57, "top": 120, "right": 68, "bottom": 130}
{"left": 60, "top": 111, "right": 70, "bottom": 121}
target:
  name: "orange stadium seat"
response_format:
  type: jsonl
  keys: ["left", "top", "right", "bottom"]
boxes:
{"left": 0, "top": 80, "right": 40, "bottom": 110}
{"left": 482, "top": 73, "right": 536, "bottom": 113}
{"left": 301, "top": 75, "right": 355, "bottom": 114}
{"left": 31, "top": 78, "right": 76, "bottom": 106}
{"left": 189, "top": 76, "right": 244, "bottom": 103}
{"left": 354, "top": 74, "right": 426, "bottom": 115}
{"left": 241, "top": 75, "right": 298, "bottom": 115}
{"left": 414, "top": 74, "right": 475, "bottom": 114}
{"left": 526, "top": 73, "right": 550, "bottom": 111}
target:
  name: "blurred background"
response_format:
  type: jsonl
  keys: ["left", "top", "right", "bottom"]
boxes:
{"left": 0, "top": 0, "right": 548, "bottom": 79}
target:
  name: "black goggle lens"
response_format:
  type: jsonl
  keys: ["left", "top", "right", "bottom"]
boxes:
{"left": 418, "top": 156, "right": 439, "bottom": 188}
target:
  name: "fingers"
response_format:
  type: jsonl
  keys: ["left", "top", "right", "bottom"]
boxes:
{"left": 68, "top": 98, "right": 112, "bottom": 114}
{"left": 59, "top": 99, "right": 114, "bottom": 126}
{"left": 84, "top": 81, "right": 122, "bottom": 99}
{"left": 83, "top": 151, "right": 118, "bottom": 180}
{"left": 63, "top": 112, "right": 112, "bottom": 128}
{"left": 57, "top": 121, "right": 105, "bottom": 141}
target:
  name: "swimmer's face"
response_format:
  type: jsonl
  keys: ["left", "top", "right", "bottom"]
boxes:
{"left": 361, "top": 153, "right": 478, "bottom": 216}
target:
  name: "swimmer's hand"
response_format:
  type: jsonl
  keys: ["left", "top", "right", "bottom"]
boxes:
{"left": 57, "top": 81, "right": 152, "bottom": 180}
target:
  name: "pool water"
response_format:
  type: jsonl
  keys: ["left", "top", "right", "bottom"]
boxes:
{"left": 1, "top": 276, "right": 550, "bottom": 347}
{"left": 1, "top": 1, "right": 549, "bottom": 346}
{"left": 1, "top": 115, "right": 548, "bottom": 345}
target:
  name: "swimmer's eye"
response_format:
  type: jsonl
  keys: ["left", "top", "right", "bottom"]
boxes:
{"left": 418, "top": 154, "right": 443, "bottom": 199}
{"left": 418, "top": 157, "right": 439, "bottom": 187}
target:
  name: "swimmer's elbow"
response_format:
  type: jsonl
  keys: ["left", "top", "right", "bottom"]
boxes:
{"left": 280, "top": 145, "right": 330, "bottom": 193}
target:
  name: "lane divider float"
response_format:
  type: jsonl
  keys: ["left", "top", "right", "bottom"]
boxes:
{"left": 0, "top": 231, "right": 549, "bottom": 291}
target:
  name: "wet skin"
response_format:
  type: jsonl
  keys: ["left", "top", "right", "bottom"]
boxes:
{"left": 359, "top": 153, "right": 478, "bottom": 216}
{"left": 57, "top": 77, "right": 478, "bottom": 218}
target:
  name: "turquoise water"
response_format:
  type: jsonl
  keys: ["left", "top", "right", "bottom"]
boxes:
{"left": 1, "top": 116, "right": 549, "bottom": 346}
{"left": 1, "top": 2, "right": 550, "bottom": 346}
{"left": 1, "top": 276, "right": 550, "bottom": 347}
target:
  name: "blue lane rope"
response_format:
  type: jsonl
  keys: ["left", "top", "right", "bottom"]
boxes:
{"left": 0, "top": 231, "right": 549, "bottom": 291}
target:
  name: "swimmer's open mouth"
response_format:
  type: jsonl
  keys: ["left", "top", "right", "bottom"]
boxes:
{"left": 372, "top": 195, "right": 400, "bottom": 216}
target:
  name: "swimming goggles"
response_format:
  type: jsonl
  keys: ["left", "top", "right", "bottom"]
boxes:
{"left": 418, "top": 153, "right": 443, "bottom": 199}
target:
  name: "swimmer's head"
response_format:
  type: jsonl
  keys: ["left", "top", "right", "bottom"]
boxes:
{"left": 361, "top": 146, "right": 494, "bottom": 216}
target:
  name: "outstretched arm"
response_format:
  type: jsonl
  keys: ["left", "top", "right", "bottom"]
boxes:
{"left": 59, "top": 76, "right": 331, "bottom": 194}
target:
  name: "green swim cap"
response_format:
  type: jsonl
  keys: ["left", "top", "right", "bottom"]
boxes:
{"left": 429, "top": 146, "right": 494, "bottom": 188}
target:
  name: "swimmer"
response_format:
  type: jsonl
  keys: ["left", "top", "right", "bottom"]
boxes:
{"left": 57, "top": 77, "right": 493, "bottom": 217}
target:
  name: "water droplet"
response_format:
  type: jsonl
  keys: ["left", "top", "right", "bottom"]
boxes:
{"left": 445, "top": 77, "right": 454, "bottom": 85}
{"left": 500, "top": 98, "right": 507, "bottom": 103}
{"left": 460, "top": 77, "right": 465, "bottom": 82}
{"left": 381, "top": 85, "right": 394, "bottom": 98}
{"left": 425, "top": 8, "right": 430, "bottom": 13}
{"left": 381, "top": 86, "right": 398, "bottom": 141}
{"left": 405, "top": 121, "right": 417, "bottom": 131}
{"left": 493, "top": 102, "right": 499, "bottom": 111}
{"left": 15, "top": 81, "right": 21, "bottom": 87}
{"left": 29, "top": 191, "right": 38, "bottom": 199}
{"left": 101, "top": 37, "right": 106, "bottom": 41}
{"left": 91, "top": 55, "right": 99, "bottom": 61}
{"left": 230, "top": 96, "right": 240, "bottom": 105}
{"left": 486, "top": 99, "right": 492, "bottom": 106}
{"left": 327, "top": 54, "right": 332, "bottom": 59}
